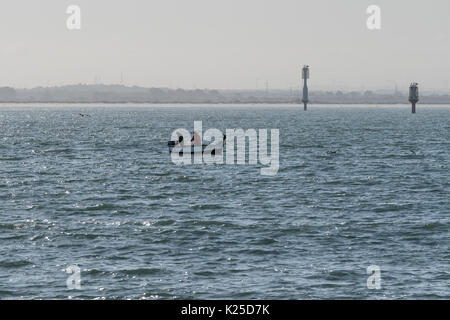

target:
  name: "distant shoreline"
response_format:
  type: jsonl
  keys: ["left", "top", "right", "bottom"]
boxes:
{"left": 2, "top": 85, "right": 450, "bottom": 105}
{"left": 1, "top": 102, "right": 450, "bottom": 107}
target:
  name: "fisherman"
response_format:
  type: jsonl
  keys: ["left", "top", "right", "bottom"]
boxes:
{"left": 191, "top": 131, "right": 202, "bottom": 146}
{"left": 173, "top": 131, "right": 184, "bottom": 145}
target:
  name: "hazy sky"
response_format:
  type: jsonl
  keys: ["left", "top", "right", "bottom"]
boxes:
{"left": 1, "top": 0, "right": 449, "bottom": 91}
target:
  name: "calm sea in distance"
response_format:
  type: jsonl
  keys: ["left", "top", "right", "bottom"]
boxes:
{"left": 0, "top": 104, "right": 448, "bottom": 299}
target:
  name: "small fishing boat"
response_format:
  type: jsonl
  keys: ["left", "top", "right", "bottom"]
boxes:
{"left": 167, "top": 142, "right": 223, "bottom": 155}
{"left": 168, "top": 132, "right": 224, "bottom": 155}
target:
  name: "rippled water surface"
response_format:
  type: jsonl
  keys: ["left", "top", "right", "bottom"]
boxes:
{"left": 0, "top": 104, "right": 449, "bottom": 299}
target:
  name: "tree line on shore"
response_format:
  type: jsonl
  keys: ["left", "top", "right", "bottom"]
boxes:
{"left": 1, "top": 85, "right": 449, "bottom": 104}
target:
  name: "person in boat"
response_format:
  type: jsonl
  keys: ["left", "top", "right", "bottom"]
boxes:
{"left": 173, "top": 131, "right": 184, "bottom": 145}
{"left": 191, "top": 131, "right": 202, "bottom": 146}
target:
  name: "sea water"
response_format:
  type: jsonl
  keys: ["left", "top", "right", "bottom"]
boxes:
{"left": 0, "top": 104, "right": 448, "bottom": 299}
